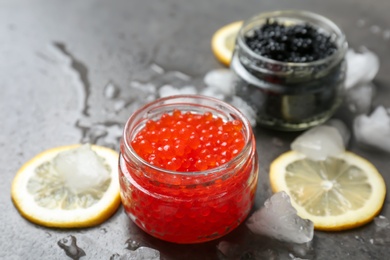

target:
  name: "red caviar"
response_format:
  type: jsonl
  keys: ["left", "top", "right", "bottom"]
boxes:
{"left": 119, "top": 96, "right": 258, "bottom": 243}
{"left": 131, "top": 109, "right": 246, "bottom": 172}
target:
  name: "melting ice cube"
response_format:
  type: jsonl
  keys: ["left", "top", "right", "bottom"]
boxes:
{"left": 324, "top": 119, "right": 351, "bottom": 146}
{"left": 291, "top": 125, "right": 345, "bottom": 160}
{"left": 345, "top": 82, "right": 375, "bottom": 114}
{"left": 203, "top": 68, "right": 236, "bottom": 97}
{"left": 246, "top": 192, "right": 314, "bottom": 244}
{"left": 345, "top": 47, "right": 380, "bottom": 89}
{"left": 53, "top": 144, "right": 111, "bottom": 194}
{"left": 353, "top": 106, "right": 390, "bottom": 153}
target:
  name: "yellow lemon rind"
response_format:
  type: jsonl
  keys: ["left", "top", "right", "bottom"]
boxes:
{"left": 211, "top": 20, "right": 243, "bottom": 66}
{"left": 11, "top": 144, "right": 121, "bottom": 228}
{"left": 270, "top": 150, "right": 386, "bottom": 231}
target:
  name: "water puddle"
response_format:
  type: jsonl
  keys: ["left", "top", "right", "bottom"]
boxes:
{"left": 54, "top": 42, "right": 90, "bottom": 116}
{"left": 67, "top": 61, "right": 202, "bottom": 150}
{"left": 57, "top": 235, "right": 86, "bottom": 260}
{"left": 217, "top": 239, "right": 315, "bottom": 260}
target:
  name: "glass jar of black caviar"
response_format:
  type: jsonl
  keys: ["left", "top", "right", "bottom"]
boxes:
{"left": 231, "top": 10, "right": 348, "bottom": 131}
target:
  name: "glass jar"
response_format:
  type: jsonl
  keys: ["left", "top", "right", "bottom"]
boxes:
{"left": 119, "top": 95, "right": 259, "bottom": 244}
{"left": 231, "top": 10, "right": 348, "bottom": 131}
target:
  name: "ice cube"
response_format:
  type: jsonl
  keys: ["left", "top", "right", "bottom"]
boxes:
{"left": 200, "top": 86, "right": 225, "bottom": 100}
{"left": 345, "top": 47, "right": 380, "bottom": 89}
{"left": 324, "top": 119, "right": 351, "bottom": 146}
{"left": 53, "top": 144, "right": 111, "bottom": 194}
{"left": 119, "top": 247, "right": 160, "bottom": 260}
{"left": 246, "top": 192, "right": 314, "bottom": 244}
{"left": 158, "top": 85, "right": 197, "bottom": 98}
{"left": 291, "top": 125, "right": 345, "bottom": 160}
{"left": 345, "top": 82, "right": 375, "bottom": 114}
{"left": 353, "top": 106, "right": 390, "bottom": 153}
{"left": 203, "top": 68, "right": 236, "bottom": 97}
{"left": 230, "top": 96, "right": 257, "bottom": 127}
{"left": 370, "top": 215, "right": 390, "bottom": 246}
{"left": 374, "top": 215, "right": 390, "bottom": 230}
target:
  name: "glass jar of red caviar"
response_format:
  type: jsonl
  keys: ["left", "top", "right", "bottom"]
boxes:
{"left": 119, "top": 95, "right": 259, "bottom": 244}
{"left": 231, "top": 10, "right": 348, "bottom": 131}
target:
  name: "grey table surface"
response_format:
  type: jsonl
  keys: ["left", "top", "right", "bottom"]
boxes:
{"left": 1, "top": 0, "right": 390, "bottom": 259}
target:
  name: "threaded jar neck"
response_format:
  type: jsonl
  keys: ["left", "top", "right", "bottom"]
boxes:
{"left": 235, "top": 10, "right": 348, "bottom": 78}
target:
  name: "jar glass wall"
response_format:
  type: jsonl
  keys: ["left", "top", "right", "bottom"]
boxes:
{"left": 119, "top": 95, "right": 259, "bottom": 244}
{"left": 231, "top": 10, "right": 348, "bottom": 131}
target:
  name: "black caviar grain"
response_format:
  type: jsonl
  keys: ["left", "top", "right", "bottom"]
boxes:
{"left": 245, "top": 20, "right": 337, "bottom": 62}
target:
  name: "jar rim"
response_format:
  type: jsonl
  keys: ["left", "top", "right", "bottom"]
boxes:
{"left": 122, "top": 94, "right": 255, "bottom": 177}
{"left": 236, "top": 9, "right": 348, "bottom": 68}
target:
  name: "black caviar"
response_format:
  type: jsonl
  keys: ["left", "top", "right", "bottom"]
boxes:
{"left": 245, "top": 20, "right": 337, "bottom": 62}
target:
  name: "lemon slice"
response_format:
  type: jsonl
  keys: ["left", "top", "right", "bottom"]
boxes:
{"left": 270, "top": 150, "right": 386, "bottom": 231}
{"left": 211, "top": 21, "right": 243, "bottom": 66}
{"left": 11, "top": 144, "right": 121, "bottom": 228}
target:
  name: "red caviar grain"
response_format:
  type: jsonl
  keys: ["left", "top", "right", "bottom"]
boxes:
{"left": 132, "top": 110, "right": 246, "bottom": 171}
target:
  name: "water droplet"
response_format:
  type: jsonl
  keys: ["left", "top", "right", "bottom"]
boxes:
{"left": 272, "top": 137, "right": 284, "bottom": 147}
{"left": 383, "top": 30, "right": 390, "bottom": 40}
{"left": 57, "top": 235, "right": 86, "bottom": 260}
{"left": 150, "top": 63, "right": 165, "bottom": 74}
{"left": 171, "top": 71, "right": 191, "bottom": 81}
{"left": 99, "top": 123, "right": 123, "bottom": 147}
{"left": 125, "top": 238, "right": 140, "bottom": 250}
{"left": 130, "top": 81, "right": 157, "bottom": 93}
{"left": 357, "top": 19, "right": 366, "bottom": 27}
{"left": 374, "top": 215, "right": 389, "bottom": 230}
{"left": 104, "top": 81, "right": 120, "bottom": 99}
{"left": 110, "top": 253, "right": 121, "bottom": 260}
{"left": 370, "top": 25, "right": 381, "bottom": 34}
{"left": 113, "top": 100, "right": 127, "bottom": 112}
{"left": 100, "top": 228, "right": 107, "bottom": 234}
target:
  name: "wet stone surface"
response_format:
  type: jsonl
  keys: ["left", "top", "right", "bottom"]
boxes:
{"left": 1, "top": 0, "right": 390, "bottom": 259}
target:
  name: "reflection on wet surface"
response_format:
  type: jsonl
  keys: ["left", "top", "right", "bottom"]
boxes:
{"left": 1, "top": 1, "right": 390, "bottom": 259}
{"left": 57, "top": 235, "right": 86, "bottom": 260}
